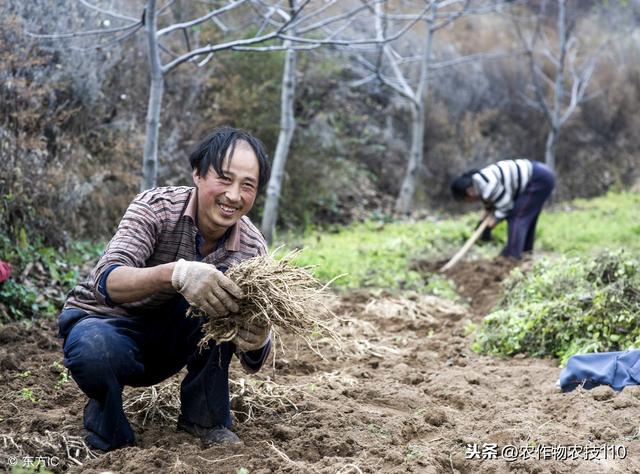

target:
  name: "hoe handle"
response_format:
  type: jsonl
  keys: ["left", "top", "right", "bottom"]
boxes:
{"left": 440, "top": 215, "right": 492, "bottom": 272}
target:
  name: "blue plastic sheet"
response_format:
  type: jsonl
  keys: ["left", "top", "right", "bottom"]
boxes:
{"left": 559, "top": 350, "right": 640, "bottom": 392}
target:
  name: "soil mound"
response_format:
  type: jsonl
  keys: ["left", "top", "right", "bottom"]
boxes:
{"left": 412, "top": 257, "right": 520, "bottom": 316}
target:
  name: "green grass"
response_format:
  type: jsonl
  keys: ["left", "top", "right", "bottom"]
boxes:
{"left": 287, "top": 191, "right": 639, "bottom": 293}
{"left": 289, "top": 215, "right": 499, "bottom": 292}
{"left": 537, "top": 191, "right": 640, "bottom": 254}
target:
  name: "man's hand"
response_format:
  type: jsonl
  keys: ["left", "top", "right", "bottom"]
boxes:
{"left": 234, "top": 317, "right": 271, "bottom": 352}
{"left": 171, "top": 259, "right": 243, "bottom": 317}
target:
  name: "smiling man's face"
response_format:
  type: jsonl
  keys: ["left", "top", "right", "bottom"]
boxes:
{"left": 193, "top": 141, "right": 260, "bottom": 241}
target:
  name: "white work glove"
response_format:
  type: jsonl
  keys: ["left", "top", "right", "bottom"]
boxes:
{"left": 234, "top": 317, "right": 271, "bottom": 352}
{"left": 172, "top": 259, "right": 243, "bottom": 317}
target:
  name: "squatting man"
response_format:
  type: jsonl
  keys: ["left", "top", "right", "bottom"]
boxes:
{"left": 58, "top": 127, "right": 272, "bottom": 450}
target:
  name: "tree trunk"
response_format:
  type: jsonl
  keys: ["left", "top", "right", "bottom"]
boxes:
{"left": 394, "top": 101, "right": 425, "bottom": 215}
{"left": 545, "top": 0, "right": 566, "bottom": 176}
{"left": 544, "top": 127, "right": 557, "bottom": 173}
{"left": 260, "top": 44, "right": 297, "bottom": 244}
{"left": 141, "top": 0, "right": 164, "bottom": 192}
{"left": 394, "top": 9, "right": 433, "bottom": 216}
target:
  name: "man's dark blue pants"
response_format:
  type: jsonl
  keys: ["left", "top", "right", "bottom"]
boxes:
{"left": 58, "top": 297, "right": 257, "bottom": 451}
{"left": 502, "top": 161, "right": 555, "bottom": 259}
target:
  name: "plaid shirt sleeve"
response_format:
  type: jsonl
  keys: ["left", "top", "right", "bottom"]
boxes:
{"left": 91, "top": 197, "right": 161, "bottom": 306}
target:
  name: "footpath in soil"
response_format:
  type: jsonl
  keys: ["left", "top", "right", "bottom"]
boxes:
{"left": 1, "top": 258, "right": 639, "bottom": 473}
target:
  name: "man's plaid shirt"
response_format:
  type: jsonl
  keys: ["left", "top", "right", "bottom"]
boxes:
{"left": 65, "top": 186, "right": 267, "bottom": 317}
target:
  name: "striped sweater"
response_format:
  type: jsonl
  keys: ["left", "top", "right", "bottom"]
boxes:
{"left": 65, "top": 186, "right": 267, "bottom": 317}
{"left": 472, "top": 159, "right": 533, "bottom": 220}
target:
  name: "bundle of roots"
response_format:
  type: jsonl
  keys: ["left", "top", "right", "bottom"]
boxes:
{"left": 189, "top": 250, "right": 341, "bottom": 355}
{"left": 124, "top": 376, "right": 302, "bottom": 426}
{"left": 123, "top": 380, "right": 181, "bottom": 426}
{"left": 229, "top": 377, "right": 302, "bottom": 422}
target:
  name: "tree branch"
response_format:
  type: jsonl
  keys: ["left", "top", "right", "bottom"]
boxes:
{"left": 157, "top": 0, "right": 247, "bottom": 37}
{"left": 254, "top": 5, "right": 280, "bottom": 35}
{"left": 68, "top": 23, "right": 143, "bottom": 51}
{"left": 378, "top": 0, "right": 515, "bottom": 22}
{"left": 430, "top": 50, "right": 524, "bottom": 70}
{"left": 26, "top": 21, "right": 142, "bottom": 39}
{"left": 533, "top": 62, "right": 555, "bottom": 89}
{"left": 348, "top": 73, "right": 378, "bottom": 88}
{"left": 162, "top": 31, "right": 280, "bottom": 72}
{"left": 158, "top": 41, "right": 181, "bottom": 58}
{"left": 231, "top": 43, "right": 319, "bottom": 52}
{"left": 158, "top": 0, "right": 176, "bottom": 16}
{"left": 278, "top": 4, "right": 428, "bottom": 46}
{"left": 77, "top": 0, "right": 139, "bottom": 23}
{"left": 527, "top": 50, "right": 554, "bottom": 123}
{"left": 559, "top": 52, "right": 596, "bottom": 126}
{"left": 275, "top": 0, "right": 339, "bottom": 29}
{"left": 519, "top": 89, "right": 545, "bottom": 112}
{"left": 292, "top": 1, "right": 372, "bottom": 35}
{"left": 163, "top": 1, "right": 427, "bottom": 73}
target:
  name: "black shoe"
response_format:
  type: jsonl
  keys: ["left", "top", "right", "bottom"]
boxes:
{"left": 177, "top": 416, "right": 242, "bottom": 446}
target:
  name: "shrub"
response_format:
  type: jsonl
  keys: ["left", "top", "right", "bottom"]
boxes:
{"left": 0, "top": 233, "right": 103, "bottom": 322}
{"left": 472, "top": 251, "right": 640, "bottom": 364}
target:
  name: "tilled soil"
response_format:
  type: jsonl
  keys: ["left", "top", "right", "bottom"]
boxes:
{"left": 1, "top": 259, "right": 640, "bottom": 473}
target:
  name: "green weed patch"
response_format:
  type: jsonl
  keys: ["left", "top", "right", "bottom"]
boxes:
{"left": 0, "top": 234, "right": 103, "bottom": 322}
{"left": 291, "top": 216, "right": 494, "bottom": 292}
{"left": 472, "top": 251, "right": 640, "bottom": 364}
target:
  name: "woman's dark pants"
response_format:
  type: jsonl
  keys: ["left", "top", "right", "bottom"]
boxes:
{"left": 502, "top": 161, "right": 555, "bottom": 259}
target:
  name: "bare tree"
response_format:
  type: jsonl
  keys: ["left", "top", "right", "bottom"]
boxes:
{"left": 379, "top": 1, "right": 438, "bottom": 216}
{"left": 261, "top": 2, "right": 297, "bottom": 245}
{"left": 261, "top": 1, "right": 435, "bottom": 243}
{"left": 28, "top": 0, "right": 422, "bottom": 194}
{"left": 353, "top": 0, "right": 508, "bottom": 215}
{"left": 515, "top": 0, "right": 599, "bottom": 173}
{"left": 144, "top": 0, "right": 164, "bottom": 192}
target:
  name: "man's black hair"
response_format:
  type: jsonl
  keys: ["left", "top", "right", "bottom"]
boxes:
{"left": 450, "top": 169, "right": 479, "bottom": 201}
{"left": 189, "top": 127, "right": 270, "bottom": 190}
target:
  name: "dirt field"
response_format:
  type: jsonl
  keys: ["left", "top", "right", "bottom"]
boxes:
{"left": 2, "top": 259, "right": 640, "bottom": 473}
